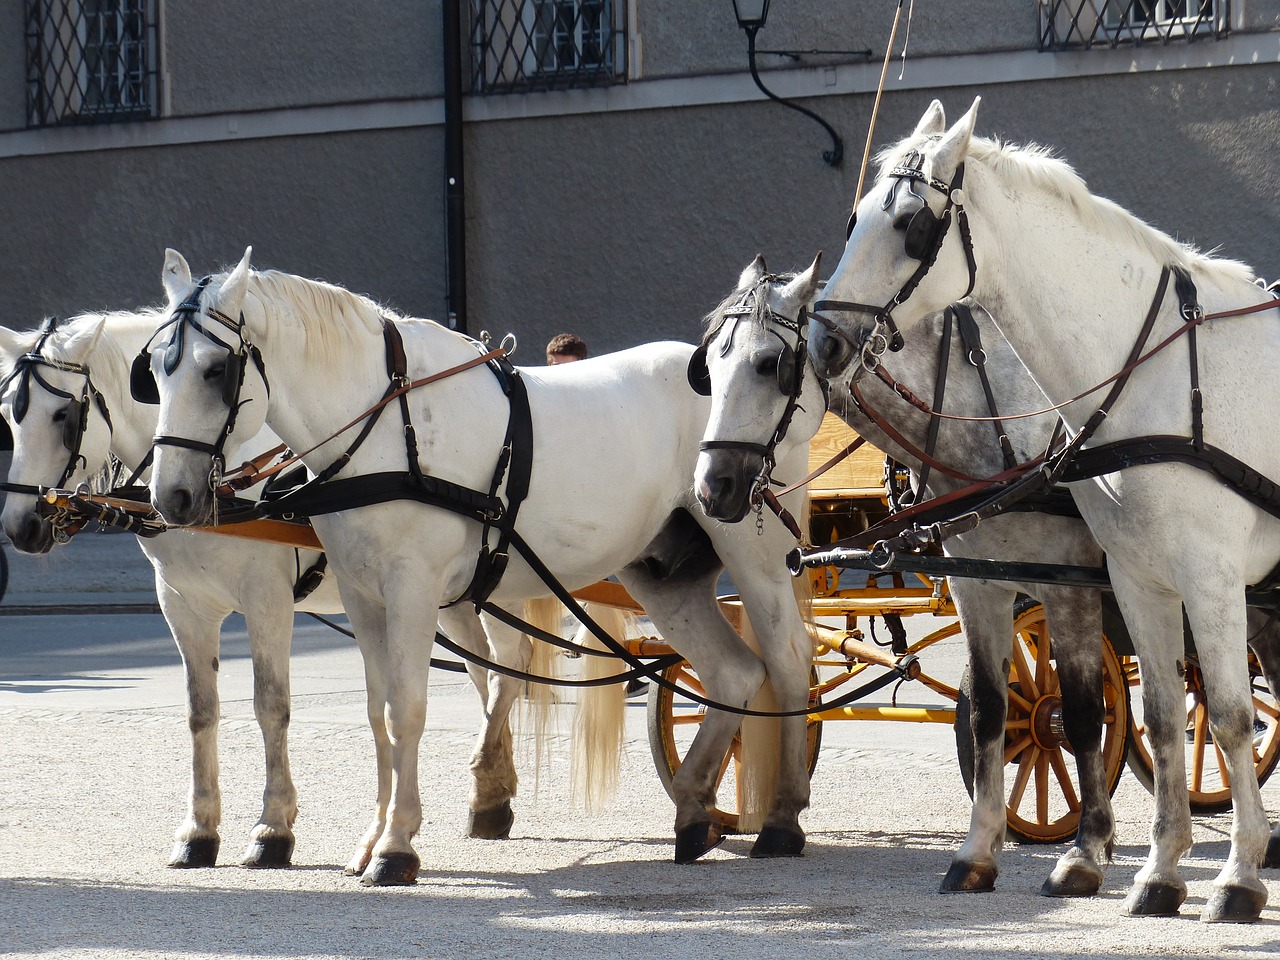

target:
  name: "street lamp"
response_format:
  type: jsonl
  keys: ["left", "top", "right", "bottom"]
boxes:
{"left": 732, "top": 0, "right": 845, "bottom": 167}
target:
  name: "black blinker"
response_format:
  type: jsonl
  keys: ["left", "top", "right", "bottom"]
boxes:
{"left": 62, "top": 398, "right": 85, "bottom": 452}
{"left": 130, "top": 352, "right": 160, "bottom": 404}
{"left": 904, "top": 206, "right": 942, "bottom": 261}
{"left": 687, "top": 345, "right": 711, "bottom": 396}
{"left": 221, "top": 352, "right": 244, "bottom": 407}
{"left": 13, "top": 372, "right": 29, "bottom": 423}
{"left": 776, "top": 343, "right": 797, "bottom": 395}
{"left": 845, "top": 209, "right": 857, "bottom": 240}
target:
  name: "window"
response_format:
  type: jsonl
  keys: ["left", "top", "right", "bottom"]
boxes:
{"left": 1039, "top": 0, "right": 1228, "bottom": 51}
{"left": 470, "top": 0, "right": 627, "bottom": 94}
{"left": 25, "top": 0, "right": 159, "bottom": 127}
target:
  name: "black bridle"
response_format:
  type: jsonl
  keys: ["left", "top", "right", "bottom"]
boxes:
{"left": 688, "top": 278, "right": 817, "bottom": 502}
{"left": 812, "top": 149, "right": 977, "bottom": 374}
{"left": 0, "top": 317, "right": 112, "bottom": 497}
{"left": 130, "top": 276, "right": 268, "bottom": 479}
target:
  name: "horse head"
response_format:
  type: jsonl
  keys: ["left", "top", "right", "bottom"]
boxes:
{"left": 149, "top": 246, "right": 270, "bottom": 526}
{"left": 0, "top": 316, "right": 110, "bottom": 553}
{"left": 692, "top": 253, "right": 825, "bottom": 523}
{"left": 810, "top": 97, "right": 982, "bottom": 383}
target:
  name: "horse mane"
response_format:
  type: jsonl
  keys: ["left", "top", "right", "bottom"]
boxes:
{"left": 245, "top": 270, "right": 408, "bottom": 367}
{"left": 874, "top": 134, "right": 1257, "bottom": 284}
{"left": 699, "top": 271, "right": 800, "bottom": 347}
{"left": 0, "top": 308, "right": 164, "bottom": 385}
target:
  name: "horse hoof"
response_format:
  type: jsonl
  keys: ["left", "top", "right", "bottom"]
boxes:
{"left": 359, "top": 853, "right": 420, "bottom": 886}
{"left": 1123, "top": 881, "right": 1185, "bottom": 917}
{"left": 240, "top": 836, "right": 294, "bottom": 869}
{"left": 1264, "top": 835, "right": 1280, "bottom": 869}
{"left": 1202, "top": 883, "right": 1267, "bottom": 923}
{"left": 674, "top": 822, "right": 724, "bottom": 864}
{"left": 939, "top": 859, "right": 997, "bottom": 893}
{"left": 1040, "top": 863, "right": 1103, "bottom": 898}
{"left": 467, "top": 801, "right": 515, "bottom": 840}
{"left": 750, "top": 826, "right": 805, "bottom": 858}
{"left": 168, "top": 837, "right": 219, "bottom": 868}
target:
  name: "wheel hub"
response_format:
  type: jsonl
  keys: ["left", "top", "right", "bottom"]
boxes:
{"left": 1030, "top": 694, "right": 1066, "bottom": 750}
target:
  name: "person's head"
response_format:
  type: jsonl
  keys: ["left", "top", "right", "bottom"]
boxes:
{"left": 546, "top": 333, "right": 588, "bottom": 365}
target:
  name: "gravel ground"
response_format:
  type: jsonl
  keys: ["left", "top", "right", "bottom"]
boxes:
{"left": 2, "top": 526, "right": 1280, "bottom": 959}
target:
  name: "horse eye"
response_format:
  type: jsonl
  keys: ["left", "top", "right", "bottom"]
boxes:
{"left": 52, "top": 408, "right": 67, "bottom": 423}
{"left": 755, "top": 355, "right": 780, "bottom": 377}
{"left": 203, "top": 362, "right": 226, "bottom": 383}
{"left": 892, "top": 212, "right": 912, "bottom": 231}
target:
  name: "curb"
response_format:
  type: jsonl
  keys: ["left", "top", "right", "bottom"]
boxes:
{"left": 0, "top": 602, "right": 162, "bottom": 616}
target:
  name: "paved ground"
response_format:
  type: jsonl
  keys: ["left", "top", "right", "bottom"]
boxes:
{"left": 3, "top": 527, "right": 1280, "bottom": 959}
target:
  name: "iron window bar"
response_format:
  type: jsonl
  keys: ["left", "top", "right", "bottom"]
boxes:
{"left": 469, "top": 0, "right": 627, "bottom": 95}
{"left": 1039, "top": 0, "right": 1229, "bottom": 51}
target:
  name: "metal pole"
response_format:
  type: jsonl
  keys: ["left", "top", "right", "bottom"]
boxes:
{"left": 442, "top": 0, "right": 468, "bottom": 334}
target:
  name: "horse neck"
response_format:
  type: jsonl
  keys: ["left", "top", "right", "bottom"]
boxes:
{"left": 88, "top": 318, "right": 160, "bottom": 475}
{"left": 964, "top": 162, "right": 1172, "bottom": 434}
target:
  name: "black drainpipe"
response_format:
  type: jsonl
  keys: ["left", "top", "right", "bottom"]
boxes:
{"left": 442, "top": 0, "right": 468, "bottom": 334}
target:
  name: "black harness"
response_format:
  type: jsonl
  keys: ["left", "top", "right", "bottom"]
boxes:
{"left": 0, "top": 317, "right": 112, "bottom": 497}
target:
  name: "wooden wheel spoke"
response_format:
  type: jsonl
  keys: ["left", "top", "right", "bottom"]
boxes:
{"left": 1048, "top": 748, "right": 1079, "bottom": 809}
{"left": 1212, "top": 741, "right": 1231, "bottom": 789}
{"left": 1011, "top": 638, "right": 1041, "bottom": 700}
{"left": 1003, "top": 733, "right": 1033, "bottom": 766}
{"left": 1255, "top": 698, "right": 1280, "bottom": 723}
{"left": 1033, "top": 627, "right": 1054, "bottom": 691}
{"left": 670, "top": 713, "right": 705, "bottom": 728}
{"left": 1035, "top": 748, "right": 1050, "bottom": 823}
{"left": 1009, "top": 743, "right": 1039, "bottom": 810}
{"left": 1007, "top": 686, "right": 1035, "bottom": 714}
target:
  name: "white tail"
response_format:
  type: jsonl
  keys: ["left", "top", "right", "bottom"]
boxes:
{"left": 571, "top": 602, "right": 629, "bottom": 812}
{"left": 517, "top": 597, "right": 565, "bottom": 788}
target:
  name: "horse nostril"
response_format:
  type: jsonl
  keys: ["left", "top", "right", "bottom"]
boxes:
{"left": 817, "top": 334, "right": 841, "bottom": 363}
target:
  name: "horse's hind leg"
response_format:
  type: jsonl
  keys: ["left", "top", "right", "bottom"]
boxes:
{"left": 1184, "top": 585, "right": 1269, "bottom": 922}
{"left": 1038, "top": 588, "right": 1114, "bottom": 898}
{"left": 942, "top": 581, "right": 1016, "bottom": 893}
{"left": 239, "top": 589, "right": 299, "bottom": 868}
{"left": 618, "top": 563, "right": 766, "bottom": 864}
{"left": 157, "top": 583, "right": 227, "bottom": 868}
{"left": 1246, "top": 610, "right": 1280, "bottom": 867}
{"left": 443, "top": 605, "right": 522, "bottom": 840}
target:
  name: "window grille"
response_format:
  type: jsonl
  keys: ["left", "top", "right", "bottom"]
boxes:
{"left": 1039, "top": 0, "right": 1229, "bottom": 50}
{"left": 25, "top": 0, "right": 159, "bottom": 127}
{"left": 470, "top": 0, "right": 626, "bottom": 94}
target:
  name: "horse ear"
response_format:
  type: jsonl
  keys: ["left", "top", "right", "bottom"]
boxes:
{"left": 912, "top": 100, "right": 946, "bottom": 138}
{"left": 60, "top": 318, "right": 107, "bottom": 366}
{"left": 779, "top": 252, "right": 823, "bottom": 308}
{"left": 218, "top": 246, "right": 254, "bottom": 311}
{"left": 737, "top": 253, "right": 768, "bottom": 291}
{"left": 162, "top": 248, "right": 193, "bottom": 301}
{"left": 0, "top": 324, "right": 23, "bottom": 363}
{"left": 933, "top": 96, "right": 981, "bottom": 177}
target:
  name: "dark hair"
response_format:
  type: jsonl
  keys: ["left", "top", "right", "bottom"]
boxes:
{"left": 546, "top": 333, "right": 588, "bottom": 361}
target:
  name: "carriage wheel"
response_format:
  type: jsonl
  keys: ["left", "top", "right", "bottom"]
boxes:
{"left": 0, "top": 541, "right": 7, "bottom": 605}
{"left": 646, "top": 661, "right": 823, "bottom": 834}
{"left": 1123, "top": 654, "right": 1280, "bottom": 813}
{"left": 955, "top": 599, "right": 1131, "bottom": 845}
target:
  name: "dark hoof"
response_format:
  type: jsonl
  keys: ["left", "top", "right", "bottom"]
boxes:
{"left": 168, "top": 837, "right": 220, "bottom": 868}
{"left": 940, "top": 859, "right": 997, "bottom": 893}
{"left": 1041, "top": 865, "right": 1103, "bottom": 898}
{"left": 467, "top": 801, "right": 515, "bottom": 840}
{"left": 359, "top": 853, "right": 420, "bottom": 886}
{"left": 1203, "top": 883, "right": 1267, "bottom": 923}
{"left": 1264, "top": 834, "right": 1280, "bottom": 869}
{"left": 674, "top": 821, "right": 724, "bottom": 864}
{"left": 750, "top": 825, "right": 805, "bottom": 858}
{"left": 1123, "top": 881, "right": 1185, "bottom": 917}
{"left": 240, "top": 836, "right": 295, "bottom": 869}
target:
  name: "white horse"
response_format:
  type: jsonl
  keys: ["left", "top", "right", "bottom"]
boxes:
{"left": 808, "top": 97, "right": 1280, "bottom": 922}
{"left": 142, "top": 247, "right": 816, "bottom": 885}
{"left": 0, "top": 310, "right": 344, "bottom": 868}
{"left": 693, "top": 255, "right": 1122, "bottom": 898}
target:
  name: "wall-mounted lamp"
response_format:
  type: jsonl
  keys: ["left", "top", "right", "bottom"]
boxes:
{"left": 732, "top": 0, "right": 856, "bottom": 167}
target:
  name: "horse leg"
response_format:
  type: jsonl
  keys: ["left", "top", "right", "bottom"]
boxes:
{"left": 1109, "top": 571, "right": 1193, "bottom": 917}
{"left": 239, "top": 589, "right": 299, "bottom": 868}
{"left": 337, "top": 588, "right": 394, "bottom": 880}
{"left": 618, "top": 564, "right": 766, "bottom": 864}
{"left": 443, "top": 606, "right": 522, "bottom": 840}
{"left": 722, "top": 567, "right": 814, "bottom": 859}
{"left": 1246, "top": 610, "right": 1280, "bottom": 868}
{"left": 942, "top": 581, "right": 1017, "bottom": 893}
{"left": 1184, "top": 587, "right": 1269, "bottom": 922}
{"left": 157, "top": 584, "right": 227, "bottom": 868}
{"left": 358, "top": 575, "right": 442, "bottom": 886}
{"left": 1038, "top": 588, "right": 1114, "bottom": 898}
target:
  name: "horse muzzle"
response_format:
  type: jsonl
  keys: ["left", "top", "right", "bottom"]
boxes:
{"left": 694, "top": 452, "right": 760, "bottom": 524}
{"left": 3, "top": 509, "right": 54, "bottom": 555}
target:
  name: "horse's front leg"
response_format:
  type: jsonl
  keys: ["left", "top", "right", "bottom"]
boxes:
{"left": 157, "top": 583, "right": 228, "bottom": 868}
{"left": 620, "top": 564, "right": 766, "bottom": 864}
{"left": 358, "top": 576, "right": 442, "bottom": 886}
{"left": 239, "top": 584, "right": 299, "bottom": 868}
{"left": 1109, "top": 571, "right": 1193, "bottom": 917}
{"left": 1246, "top": 610, "right": 1280, "bottom": 868}
{"left": 443, "top": 605, "right": 521, "bottom": 839}
{"left": 1038, "top": 588, "right": 1114, "bottom": 898}
{"left": 1185, "top": 586, "right": 1270, "bottom": 923}
{"left": 941, "top": 580, "right": 1017, "bottom": 893}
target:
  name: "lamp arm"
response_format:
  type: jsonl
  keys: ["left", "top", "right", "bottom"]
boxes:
{"left": 746, "top": 27, "right": 844, "bottom": 168}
